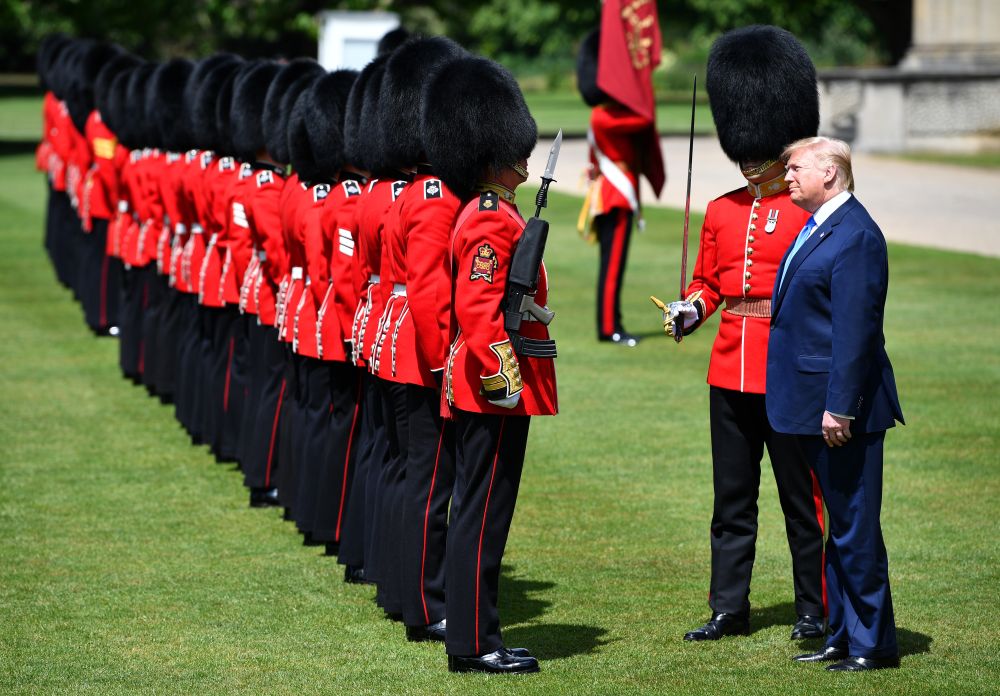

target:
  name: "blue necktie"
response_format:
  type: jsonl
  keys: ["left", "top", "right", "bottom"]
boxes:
{"left": 779, "top": 216, "right": 817, "bottom": 291}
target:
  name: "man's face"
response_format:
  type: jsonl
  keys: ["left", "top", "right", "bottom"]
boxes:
{"left": 784, "top": 148, "right": 834, "bottom": 212}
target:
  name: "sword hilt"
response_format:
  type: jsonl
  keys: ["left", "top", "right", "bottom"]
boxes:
{"left": 534, "top": 177, "right": 553, "bottom": 218}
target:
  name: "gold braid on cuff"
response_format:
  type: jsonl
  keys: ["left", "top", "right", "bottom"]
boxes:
{"left": 481, "top": 339, "right": 523, "bottom": 400}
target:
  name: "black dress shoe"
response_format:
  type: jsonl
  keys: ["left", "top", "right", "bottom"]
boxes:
{"left": 406, "top": 619, "right": 446, "bottom": 642}
{"left": 343, "top": 565, "right": 371, "bottom": 585}
{"left": 249, "top": 487, "right": 280, "bottom": 508}
{"left": 504, "top": 647, "right": 532, "bottom": 658}
{"left": 599, "top": 331, "right": 640, "bottom": 347}
{"left": 793, "top": 645, "right": 849, "bottom": 663}
{"left": 448, "top": 649, "right": 540, "bottom": 674}
{"left": 791, "top": 615, "right": 826, "bottom": 639}
{"left": 683, "top": 612, "right": 750, "bottom": 641}
{"left": 826, "top": 655, "right": 900, "bottom": 672}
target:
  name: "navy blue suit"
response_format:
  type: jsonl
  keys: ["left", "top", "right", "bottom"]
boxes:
{"left": 766, "top": 194, "right": 904, "bottom": 659}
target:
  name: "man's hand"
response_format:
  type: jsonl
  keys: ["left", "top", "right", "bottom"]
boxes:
{"left": 650, "top": 291, "right": 702, "bottom": 337}
{"left": 822, "top": 411, "right": 852, "bottom": 447}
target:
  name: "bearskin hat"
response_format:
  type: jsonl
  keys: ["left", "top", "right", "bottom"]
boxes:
{"left": 377, "top": 27, "right": 411, "bottom": 56}
{"left": 122, "top": 62, "right": 157, "bottom": 149}
{"left": 230, "top": 60, "right": 281, "bottom": 162}
{"left": 104, "top": 63, "right": 141, "bottom": 148}
{"left": 95, "top": 53, "right": 140, "bottom": 128}
{"left": 706, "top": 25, "right": 819, "bottom": 164}
{"left": 287, "top": 85, "right": 326, "bottom": 184}
{"left": 576, "top": 29, "right": 608, "bottom": 108}
{"left": 304, "top": 70, "right": 358, "bottom": 178}
{"left": 215, "top": 62, "right": 251, "bottom": 158}
{"left": 146, "top": 59, "right": 195, "bottom": 153}
{"left": 37, "top": 33, "right": 72, "bottom": 92}
{"left": 422, "top": 56, "right": 537, "bottom": 198}
{"left": 262, "top": 58, "right": 325, "bottom": 164}
{"left": 344, "top": 53, "right": 392, "bottom": 174}
{"left": 379, "top": 36, "right": 465, "bottom": 169}
{"left": 191, "top": 56, "right": 243, "bottom": 153}
{"left": 183, "top": 53, "right": 241, "bottom": 151}
{"left": 66, "top": 40, "right": 123, "bottom": 133}
{"left": 50, "top": 38, "right": 85, "bottom": 102}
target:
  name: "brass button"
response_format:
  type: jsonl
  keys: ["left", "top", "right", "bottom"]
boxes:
{"left": 753, "top": 201, "right": 761, "bottom": 209}
{"left": 744, "top": 283, "right": 751, "bottom": 292}
{"left": 747, "top": 247, "right": 754, "bottom": 255}
{"left": 748, "top": 235, "right": 755, "bottom": 243}
{"left": 749, "top": 224, "right": 756, "bottom": 231}
{"left": 746, "top": 259, "right": 753, "bottom": 266}
{"left": 751, "top": 213, "right": 758, "bottom": 221}
{"left": 745, "top": 271, "right": 752, "bottom": 279}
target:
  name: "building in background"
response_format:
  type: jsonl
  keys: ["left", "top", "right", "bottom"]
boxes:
{"left": 318, "top": 11, "right": 399, "bottom": 70}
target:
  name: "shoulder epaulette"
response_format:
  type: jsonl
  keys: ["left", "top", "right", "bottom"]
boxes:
{"left": 256, "top": 170, "right": 274, "bottom": 187}
{"left": 391, "top": 180, "right": 407, "bottom": 201}
{"left": 424, "top": 179, "right": 443, "bottom": 200}
{"left": 313, "top": 183, "right": 330, "bottom": 202}
{"left": 478, "top": 190, "right": 499, "bottom": 212}
{"left": 342, "top": 180, "right": 362, "bottom": 197}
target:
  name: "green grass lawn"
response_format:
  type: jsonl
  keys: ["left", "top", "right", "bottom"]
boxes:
{"left": 0, "top": 96, "right": 44, "bottom": 142}
{"left": 1, "top": 151, "right": 999, "bottom": 694}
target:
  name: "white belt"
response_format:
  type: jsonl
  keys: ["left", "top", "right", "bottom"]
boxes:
{"left": 191, "top": 223, "right": 204, "bottom": 234}
{"left": 369, "top": 273, "right": 380, "bottom": 284}
{"left": 392, "top": 283, "right": 406, "bottom": 296}
{"left": 291, "top": 266, "right": 303, "bottom": 280}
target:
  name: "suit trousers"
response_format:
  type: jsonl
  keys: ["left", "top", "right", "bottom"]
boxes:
{"left": 796, "top": 431, "right": 897, "bottom": 658}
{"left": 595, "top": 209, "right": 634, "bottom": 338}
{"left": 445, "top": 411, "right": 530, "bottom": 657}
{"left": 401, "top": 384, "right": 455, "bottom": 628}
{"left": 708, "top": 386, "right": 826, "bottom": 618}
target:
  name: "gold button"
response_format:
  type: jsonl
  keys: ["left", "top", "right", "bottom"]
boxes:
{"left": 745, "top": 271, "right": 752, "bottom": 279}
{"left": 744, "top": 283, "right": 751, "bottom": 292}
{"left": 748, "top": 235, "right": 755, "bottom": 243}
{"left": 753, "top": 201, "right": 761, "bottom": 209}
{"left": 749, "top": 224, "right": 756, "bottom": 231}
{"left": 751, "top": 213, "right": 758, "bottom": 221}
{"left": 747, "top": 247, "right": 754, "bottom": 255}
{"left": 746, "top": 259, "right": 753, "bottom": 266}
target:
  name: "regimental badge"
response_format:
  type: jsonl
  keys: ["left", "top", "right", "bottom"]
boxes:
{"left": 765, "top": 209, "right": 779, "bottom": 234}
{"left": 479, "top": 191, "right": 498, "bottom": 211}
{"left": 201, "top": 152, "right": 214, "bottom": 169}
{"left": 219, "top": 157, "right": 235, "bottom": 171}
{"left": 391, "top": 180, "right": 406, "bottom": 201}
{"left": 239, "top": 163, "right": 253, "bottom": 179}
{"left": 343, "top": 180, "right": 361, "bottom": 197}
{"left": 256, "top": 170, "right": 273, "bottom": 187}
{"left": 424, "top": 179, "right": 442, "bottom": 200}
{"left": 470, "top": 243, "right": 498, "bottom": 283}
{"left": 313, "top": 183, "right": 330, "bottom": 202}
{"left": 185, "top": 149, "right": 199, "bottom": 163}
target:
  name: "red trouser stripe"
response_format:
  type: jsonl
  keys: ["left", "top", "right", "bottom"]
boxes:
{"left": 601, "top": 210, "right": 627, "bottom": 336}
{"left": 335, "top": 377, "right": 364, "bottom": 541}
{"left": 223, "top": 336, "right": 235, "bottom": 412}
{"left": 810, "top": 469, "right": 828, "bottom": 615}
{"left": 420, "top": 423, "right": 447, "bottom": 624}
{"left": 264, "top": 378, "right": 286, "bottom": 488}
{"left": 474, "top": 417, "right": 505, "bottom": 654}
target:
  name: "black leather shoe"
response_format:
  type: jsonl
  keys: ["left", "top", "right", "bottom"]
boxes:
{"left": 599, "top": 331, "right": 640, "bottom": 347}
{"left": 343, "top": 565, "right": 371, "bottom": 585}
{"left": 406, "top": 619, "right": 446, "bottom": 642}
{"left": 249, "top": 487, "right": 280, "bottom": 508}
{"left": 504, "top": 647, "right": 532, "bottom": 658}
{"left": 448, "top": 649, "right": 540, "bottom": 674}
{"left": 683, "top": 613, "right": 750, "bottom": 641}
{"left": 791, "top": 615, "right": 826, "bottom": 639}
{"left": 793, "top": 645, "right": 849, "bottom": 663}
{"left": 826, "top": 655, "right": 900, "bottom": 672}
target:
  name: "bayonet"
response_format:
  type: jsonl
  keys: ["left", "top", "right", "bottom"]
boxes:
{"left": 534, "top": 129, "right": 562, "bottom": 217}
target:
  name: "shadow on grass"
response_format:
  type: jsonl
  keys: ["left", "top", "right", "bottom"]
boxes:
{"left": 897, "top": 627, "right": 932, "bottom": 657}
{"left": 499, "top": 564, "right": 613, "bottom": 660}
{"left": 0, "top": 140, "right": 36, "bottom": 156}
{"left": 750, "top": 601, "right": 798, "bottom": 634}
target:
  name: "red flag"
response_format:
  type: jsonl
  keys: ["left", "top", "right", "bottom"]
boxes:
{"left": 597, "top": 0, "right": 661, "bottom": 122}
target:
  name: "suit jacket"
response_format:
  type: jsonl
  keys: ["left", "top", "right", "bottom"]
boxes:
{"left": 766, "top": 194, "right": 904, "bottom": 435}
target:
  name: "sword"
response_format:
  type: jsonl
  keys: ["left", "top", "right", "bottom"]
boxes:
{"left": 534, "top": 129, "right": 562, "bottom": 218}
{"left": 675, "top": 75, "right": 697, "bottom": 343}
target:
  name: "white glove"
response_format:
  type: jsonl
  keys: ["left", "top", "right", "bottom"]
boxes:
{"left": 666, "top": 300, "right": 700, "bottom": 332}
{"left": 489, "top": 392, "right": 521, "bottom": 409}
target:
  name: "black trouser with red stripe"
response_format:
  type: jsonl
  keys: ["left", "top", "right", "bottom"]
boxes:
{"left": 312, "top": 361, "right": 363, "bottom": 545}
{"left": 79, "top": 218, "right": 120, "bottom": 333}
{"left": 401, "top": 384, "right": 455, "bottom": 628}
{"left": 372, "top": 380, "right": 408, "bottom": 614}
{"left": 445, "top": 411, "right": 530, "bottom": 657}
{"left": 595, "top": 208, "right": 634, "bottom": 339}
{"left": 707, "top": 386, "right": 826, "bottom": 619}
{"left": 242, "top": 325, "right": 286, "bottom": 490}
{"left": 291, "top": 357, "right": 333, "bottom": 535}
{"left": 214, "top": 307, "right": 247, "bottom": 461}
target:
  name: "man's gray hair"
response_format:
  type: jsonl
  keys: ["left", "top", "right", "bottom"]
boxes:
{"left": 782, "top": 136, "right": 854, "bottom": 192}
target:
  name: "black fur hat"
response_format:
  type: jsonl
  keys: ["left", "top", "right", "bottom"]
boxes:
{"left": 263, "top": 58, "right": 325, "bottom": 164}
{"left": 95, "top": 52, "right": 140, "bottom": 130}
{"left": 49, "top": 38, "right": 84, "bottom": 102}
{"left": 184, "top": 53, "right": 241, "bottom": 151}
{"left": 37, "top": 33, "right": 72, "bottom": 92}
{"left": 377, "top": 27, "right": 411, "bottom": 56}
{"left": 706, "top": 25, "right": 819, "bottom": 164}
{"left": 214, "top": 61, "right": 250, "bottom": 158}
{"left": 146, "top": 59, "right": 195, "bottom": 153}
{"left": 287, "top": 85, "right": 325, "bottom": 184}
{"left": 344, "top": 53, "right": 391, "bottom": 174}
{"left": 576, "top": 29, "right": 608, "bottom": 108}
{"left": 67, "top": 40, "right": 123, "bottom": 133}
{"left": 120, "top": 62, "right": 156, "bottom": 149}
{"left": 379, "top": 36, "right": 465, "bottom": 169}
{"left": 104, "top": 63, "right": 140, "bottom": 146}
{"left": 192, "top": 57, "right": 243, "bottom": 153}
{"left": 230, "top": 60, "right": 281, "bottom": 162}
{"left": 305, "top": 70, "right": 358, "bottom": 178}
{"left": 422, "top": 56, "right": 537, "bottom": 198}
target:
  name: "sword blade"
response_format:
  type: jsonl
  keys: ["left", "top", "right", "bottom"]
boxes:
{"left": 679, "top": 76, "right": 696, "bottom": 301}
{"left": 543, "top": 129, "right": 563, "bottom": 181}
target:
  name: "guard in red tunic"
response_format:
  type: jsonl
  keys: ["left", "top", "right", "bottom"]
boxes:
{"left": 653, "top": 26, "right": 827, "bottom": 643}
{"left": 425, "top": 55, "right": 556, "bottom": 675}
{"left": 576, "top": 29, "right": 665, "bottom": 346}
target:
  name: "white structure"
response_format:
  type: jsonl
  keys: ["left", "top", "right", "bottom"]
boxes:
{"left": 317, "top": 11, "right": 400, "bottom": 70}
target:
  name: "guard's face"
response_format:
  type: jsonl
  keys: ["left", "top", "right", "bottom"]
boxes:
{"left": 785, "top": 148, "right": 835, "bottom": 212}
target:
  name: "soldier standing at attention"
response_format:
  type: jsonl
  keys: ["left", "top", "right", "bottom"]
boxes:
{"left": 652, "top": 25, "right": 827, "bottom": 642}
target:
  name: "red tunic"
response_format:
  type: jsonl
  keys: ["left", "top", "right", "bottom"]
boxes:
{"left": 316, "top": 177, "right": 364, "bottom": 363}
{"left": 36, "top": 92, "right": 59, "bottom": 174}
{"left": 290, "top": 182, "right": 331, "bottom": 358}
{"left": 48, "top": 100, "right": 73, "bottom": 192}
{"left": 444, "top": 193, "right": 558, "bottom": 417}
{"left": 372, "top": 173, "right": 460, "bottom": 387}
{"left": 351, "top": 178, "right": 409, "bottom": 366}
{"left": 229, "top": 163, "right": 258, "bottom": 312}
{"left": 686, "top": 180, "right": 809, "bottom": 394}
{"left": 81, "top": 110, "right": 119, "bottom": 229}
{"left": 276, "top": 175, "right": 308, "bottom": 343}
{"left": 108, "top": 151, "right": 137, "bottom": 260}
{"left": 178, "top": 151, "right": 212, "bottom": 293}
{"left": 198, "top": 156, "right": 238, "bottom": 306}
{"left": 244, "top": 165, "right": 288, "bottom": 326}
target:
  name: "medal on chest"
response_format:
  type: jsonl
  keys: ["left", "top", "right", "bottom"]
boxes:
{"left": 765, "top": 209, "right": 779, "bottom": 234}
